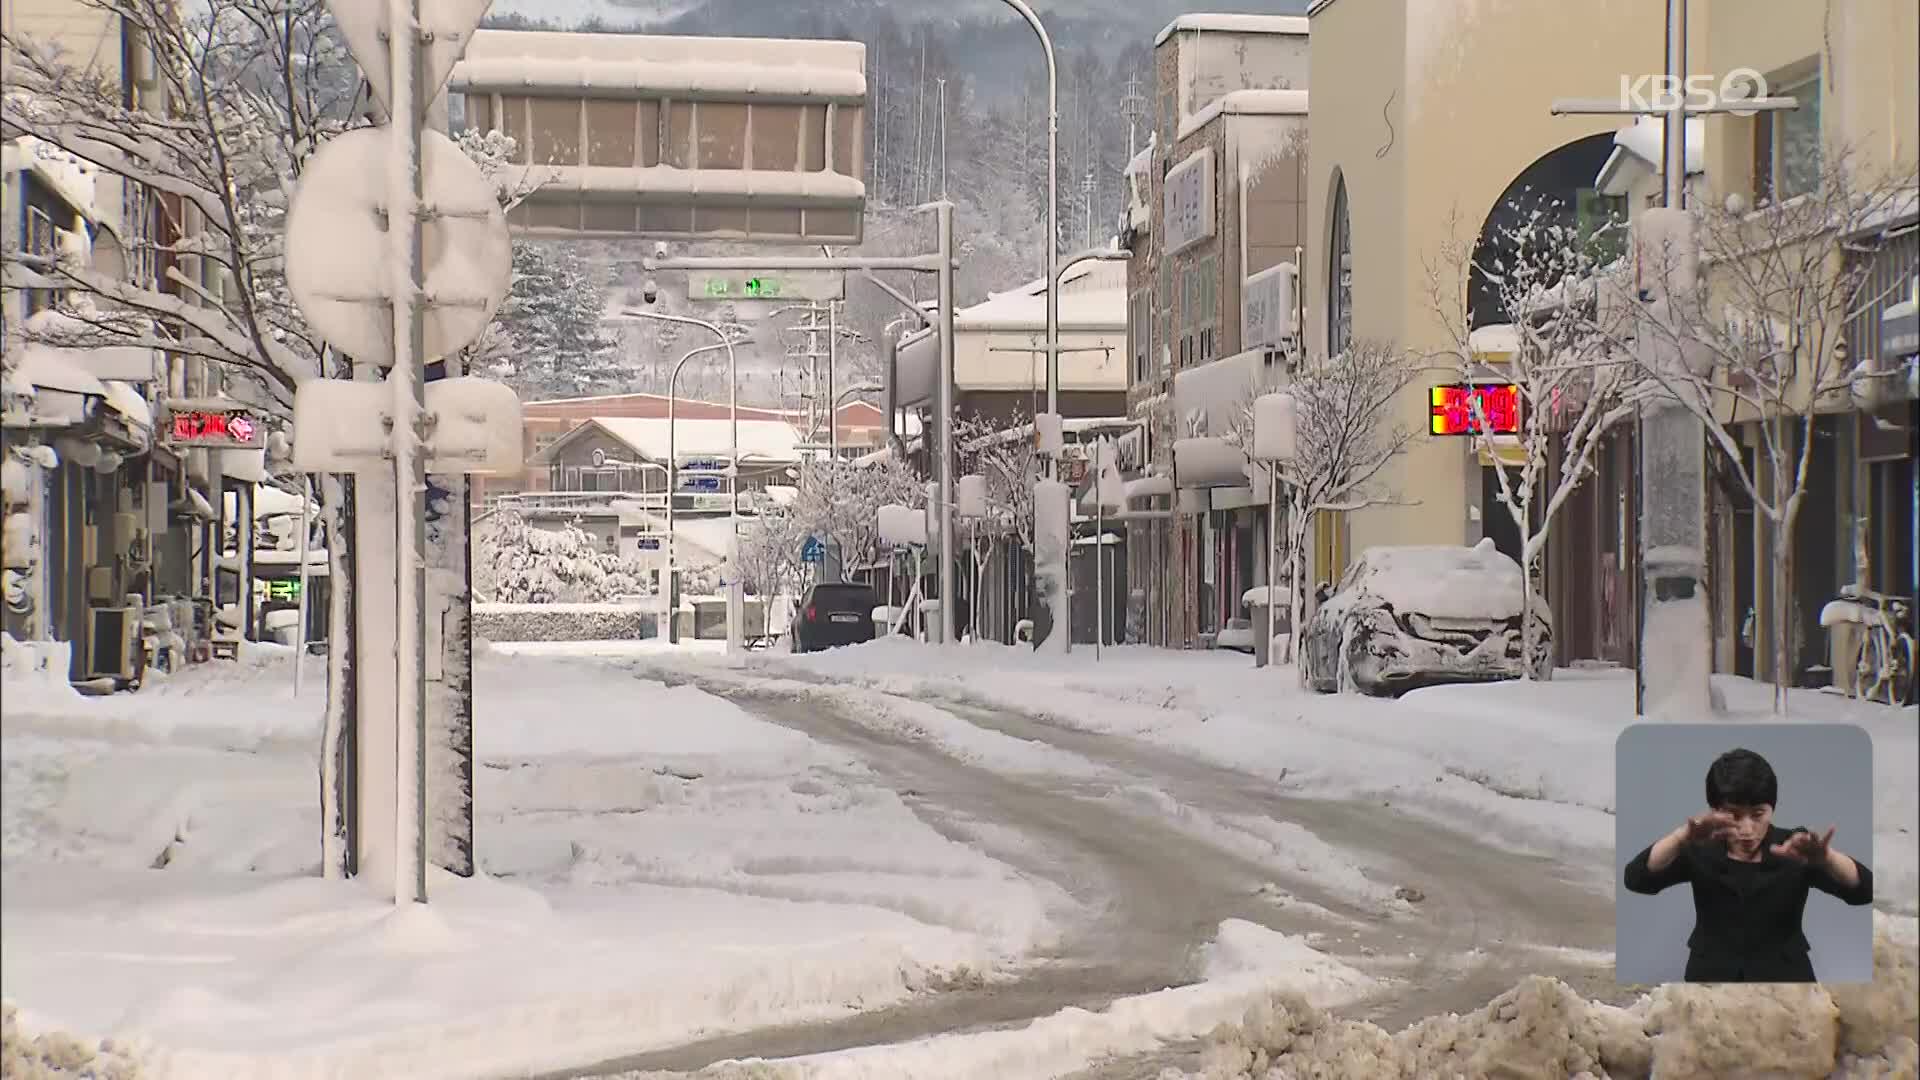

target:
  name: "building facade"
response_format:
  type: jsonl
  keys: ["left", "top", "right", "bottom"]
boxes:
{"left": 2, "top": 0, "right": 257, "bottom": 685}
{"left": 1123, "top": 14, "right": 1310, "bottom": 649}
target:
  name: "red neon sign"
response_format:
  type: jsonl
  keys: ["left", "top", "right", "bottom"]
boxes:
{"left": 167, "top": 409, "right": 259, "bottom": 447}
{"left": 1429, "top": 384, "right": 1521, "bottom": 436}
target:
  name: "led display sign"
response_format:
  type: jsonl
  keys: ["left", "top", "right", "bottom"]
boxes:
{"left": 1429, "top": 384, "right": 1521, "bottom": 437}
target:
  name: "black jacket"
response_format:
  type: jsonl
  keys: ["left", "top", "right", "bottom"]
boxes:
{"left": 1624, "top": 824, "right": 1874, "bottom": 982}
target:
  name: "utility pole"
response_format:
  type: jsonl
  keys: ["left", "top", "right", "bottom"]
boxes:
{"left": 1120, "top": 74, "right": 1147, "bottom": 162}
{"left": 1550, "top": 0, "right": 1799, "bottom": 719}
{"left": 1081, "top": 170, "right": 1096, "bottom": 248}
{"left": 936, "top": 77, "right": 948, "bottom": 201}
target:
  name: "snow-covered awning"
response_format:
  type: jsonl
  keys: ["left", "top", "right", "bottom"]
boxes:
{"left": 1172, "top": 349, "right": 1268, "bottom": 438}
{"left": 1595, "top": 115, "right": 1703, "bottom": 197}
{"left": 13, "top": 311, "right": 163, "bottom": 382}
{"left": 1173, "top": 436, "right": 1248, "bottom": 490}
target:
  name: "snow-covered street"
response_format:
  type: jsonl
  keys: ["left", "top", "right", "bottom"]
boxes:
{"left": 5, "top": 639, "right": 1916, "bottom": 1079}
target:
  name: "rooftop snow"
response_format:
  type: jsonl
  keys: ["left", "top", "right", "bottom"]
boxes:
{"left": 450, "top": 57, "right": 865, "bottom": 100}
{"left": 1154, "top": 14, "right": 1310, "bottom": 47}
{"left": 573, "top": 416, "right": 803, "bottom": 464}
{"left": 7, "top": 341, "right": 108, "bottom": 398}
{"left": 1178, "top": 89, "right": 1310, "bottom": 142}
{"left": 1595, "top": 115, "right": 1704, "bottom": 195}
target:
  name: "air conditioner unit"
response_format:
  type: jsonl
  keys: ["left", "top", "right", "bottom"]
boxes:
{"left": 85, "top": 605, "right": 140, "bottom": 681}
{"left": 87, "top": 564, "right": 118, "bottom": 604}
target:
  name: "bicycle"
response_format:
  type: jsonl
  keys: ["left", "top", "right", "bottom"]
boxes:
{"left": 1853, "top": 589, "right": 1916, "bottom": 708}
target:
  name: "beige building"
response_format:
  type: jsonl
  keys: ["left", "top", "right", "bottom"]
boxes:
{"left": 1302, "top": 0, "right": 1666, "bottom": 590}
{"left": 1303, "top": 0, "right": 1917, "bottom": 688}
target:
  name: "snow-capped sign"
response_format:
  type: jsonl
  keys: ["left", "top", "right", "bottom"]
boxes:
{"left": 327, "top": 0, "right": 493, "bottom": 122}
{"left": 159, "top": 401, "right": 265, "bottom": 450}
{"left": 800, "top": 535, "right": 825, "bottom": 563}
{"left": 1163, "top": 148, "right": 1216, "bottom": 256}
{"left": 451, "top": 30, "right": 867, "bottom": 244}
{"left": 689, "top": 271, "right": 845, "bottom": 303}
{"left": 285, "top": 127, "right": 511, "bottom": 369}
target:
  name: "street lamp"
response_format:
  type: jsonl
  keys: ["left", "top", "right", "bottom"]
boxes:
{"left": 660, "top": 339, "right": 737, "bottom": 645}
{"left": 619, "top": 310, "right": 742, "bottom": 522}
{"left": 995, "top": 0, "right": 1059, "bottom": 425}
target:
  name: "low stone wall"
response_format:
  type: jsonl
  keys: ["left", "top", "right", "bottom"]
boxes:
{"left": 473, "top": 603, "right": 658, "bottom": 642}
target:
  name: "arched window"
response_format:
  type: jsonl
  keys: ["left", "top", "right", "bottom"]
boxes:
{"left": 1327, "top": 174, "right": 1352, "bottom": 357}
{"left": 1469, "top": 133, "right": 1622, "bottom": 329}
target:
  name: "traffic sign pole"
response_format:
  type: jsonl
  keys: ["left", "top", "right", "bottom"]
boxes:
{"left": 390, "top": 0, "right": 430, "bottom": 907}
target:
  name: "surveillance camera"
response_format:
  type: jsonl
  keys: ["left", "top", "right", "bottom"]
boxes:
{"left": 652, "top": 241, "right": 670, "bottom": 259}
{"left": 641, "top": 277, "right": 660, "bottom": 305}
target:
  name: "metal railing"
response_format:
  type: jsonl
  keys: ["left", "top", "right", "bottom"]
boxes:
{"left": 486, "top": 489, "right": 779, "bottom": 516}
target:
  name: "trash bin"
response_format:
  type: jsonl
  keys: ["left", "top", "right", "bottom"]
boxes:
{"left": 1243, "top": 587, "right": 1270, "bottom": 667}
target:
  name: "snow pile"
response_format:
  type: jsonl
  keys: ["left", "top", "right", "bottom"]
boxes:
{"left": 1190, "top": 917, "right": 1920, "bottom": 1080}
{"left": 2, "top": 1003, "right": 140, "bottom": 1080}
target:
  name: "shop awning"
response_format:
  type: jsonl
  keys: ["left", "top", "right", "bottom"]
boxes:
{"left": 1172, "top": 436, "right": 1248, "bottom": 489}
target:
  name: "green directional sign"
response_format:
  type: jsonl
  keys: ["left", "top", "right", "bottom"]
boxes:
{"left": 688, "top": 269, "right": 845, "bottom": 303}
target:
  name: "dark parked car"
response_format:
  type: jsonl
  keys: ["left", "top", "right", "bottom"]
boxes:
{"left": 791, "top": 583, "right": 879, "bottom": 653}
{"left": 1301, "top": 541, "right": 1552, "bottom": 696}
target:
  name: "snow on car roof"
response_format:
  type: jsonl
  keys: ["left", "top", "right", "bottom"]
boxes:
{"left": 1346, "top": 540, "right": 1526, "bottom": 621}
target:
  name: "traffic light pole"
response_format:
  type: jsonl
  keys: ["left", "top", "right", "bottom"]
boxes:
{"left": 644, "top": 202, "right": 961, "bottom": 644}
{"left": 1551, "top": 0, "right": 1798, "bottom": 718}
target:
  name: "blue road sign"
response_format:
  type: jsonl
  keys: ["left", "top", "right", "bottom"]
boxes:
{"left": 800, "top": 535, "right": 825, "bottom": 563}
{"left": 680, "top": 475, "right": 722, "bottom": 492}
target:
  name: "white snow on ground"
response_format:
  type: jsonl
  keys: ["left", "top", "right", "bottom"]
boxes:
{"left": 744, "top": 639, "right": 1920, "bottom": 912}
{"left": 685, "top": 921, "right": 1380, "bottom": 1080}
{"left": 0, "top": 643, "right": 1063, "bottom": 1079}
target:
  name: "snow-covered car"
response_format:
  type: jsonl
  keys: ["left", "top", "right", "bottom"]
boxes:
{"left": 1300, "top": 540, "right": 1551, "bottom": 696}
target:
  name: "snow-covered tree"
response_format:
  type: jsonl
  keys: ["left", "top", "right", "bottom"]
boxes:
{"left": 1244, "top": 340, "right": 1418, "bottom": 669}
{"left": 787, "top": 453, "right": 927, "bottom": 572}
{"left": 734, "top": 506, "right": 809, "bottom": 602}
{"left": 1626, "top": 147, "right": 1918, "bottom": 709}
{"left": 1424, "top": 200, "right": 1646, "bottom": 678}
{"left": 486, "top": 242, "right": 621, "bottom": 399}
{"left": 955, "top": 411, "right": 1038, "bottom": 552}
{"left": 472, "top": 511, "right": 653, "bottom": 604}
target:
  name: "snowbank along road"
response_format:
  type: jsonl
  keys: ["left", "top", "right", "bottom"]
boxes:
{"left": 550, "top": 666, "right": 1619, "bottom": 1078}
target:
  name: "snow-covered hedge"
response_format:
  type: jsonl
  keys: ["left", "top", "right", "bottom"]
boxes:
{"left": 473, "top": 511, "right": 655, "bottom": 604}
{"left": 473, "top": 602, "right": 657, "bottom": 642}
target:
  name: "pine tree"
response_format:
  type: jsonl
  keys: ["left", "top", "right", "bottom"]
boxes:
{"left": 491, "top": 241, "right": 622, "bottom": 400}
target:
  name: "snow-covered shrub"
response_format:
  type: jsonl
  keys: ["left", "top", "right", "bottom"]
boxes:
{"left": 472, "top": 511, "right": 653, "bottom": 604}
{"left": 472, "top": 603, "right": 655, "bottom": 642}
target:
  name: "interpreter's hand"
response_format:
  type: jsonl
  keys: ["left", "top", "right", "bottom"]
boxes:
{"left": 1679, "top": 810, "right": 1736, "bottom": 845}
{"left": 1771, "top": 826, "right": 1835, "bottom": 863}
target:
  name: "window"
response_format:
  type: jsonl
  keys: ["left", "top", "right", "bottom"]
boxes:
{"left": 1754, "top": 72, "right": 1821, "bottom": 203}
{"left": 1130, "top": 289, "right": 1152, "bottom": 385}
{"left": 1156, "top": 261, "right": 1173, "bottom": 374}
{"left": 24, "top": 206, "right": 57, "bottom": 315}
{"left": 1328, "top": 176, "right": 1353, "bottom": 357}
{"left": 1576, "top": 188, "right": 1628, "bottom": 264}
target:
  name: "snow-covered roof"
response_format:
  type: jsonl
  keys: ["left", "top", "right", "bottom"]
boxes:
{"left": 1595, "top": 115, "right": 1704, "bottom": 197}
{"left": 102, "top": 380, "right": 151, "bottom": 430}
{"left": 5, "top": 136, "right": 100, "bottom": 221}
{"left": 1155, "top": 14, "right": 1309, "bottom": 47}
{"left": 7, "top": 341, "right": 107, "bottom": 397}
{"left": 563, "top": 416, "right": 803, "bottom": 465}
{"left": 1468, "top": 323, "right": 1520, "bottom": 356}
{"left": 1127, "top": 137, "right": 1157, "bottom": 178}
{"left": 453, "top": 29, "right": 865, "bottom": 99}
{"left": 944, "top": 287, "right": 1127, "bottom": 332}
{"left": 1178, "top": 89, "right": 1309, "bottom": 143}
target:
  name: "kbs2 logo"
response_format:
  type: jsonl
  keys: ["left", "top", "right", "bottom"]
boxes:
{"left": 1618, "top": 69, "right": 1769, "bottom": 116}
